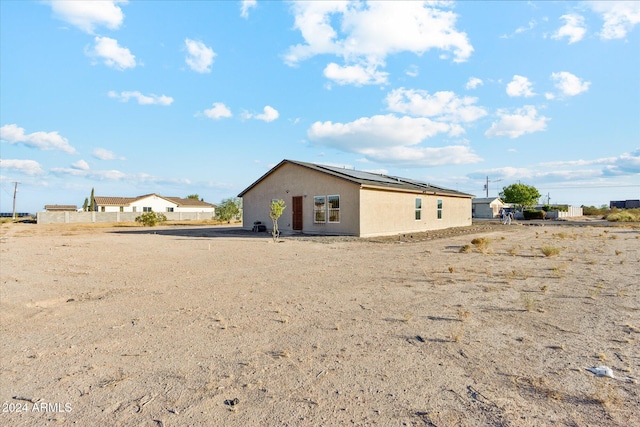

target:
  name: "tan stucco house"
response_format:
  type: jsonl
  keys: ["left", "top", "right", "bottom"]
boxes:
{"left": 93, "top": 194, "right": 216, "bottom": 215}
{"left": 238, "top": 160, "right": 474, "bottom": 237}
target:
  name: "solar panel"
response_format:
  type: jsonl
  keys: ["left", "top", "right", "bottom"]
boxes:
{"left": 319, "top": 164, "right": 403, "bottom": 184}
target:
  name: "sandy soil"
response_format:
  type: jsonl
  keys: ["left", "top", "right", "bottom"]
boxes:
{"left": 1, "top": 221, "right": 639, "bottom": 426}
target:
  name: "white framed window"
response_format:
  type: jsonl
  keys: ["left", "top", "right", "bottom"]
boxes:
{"left": 314, "top": 196, "right": 326, "bottom": 223}
{"left": 143, "top": 207, "right": 152, "bottom": 212}
{"left": 415, "top": 198, "right": 422, "bottom": 220}
{"left": 166, "top": 207, "right": 174, "bottom": 212}
{"left": 328, "top": 195, "right": 340, "bottom": 223}
{"left": 437, "top": 199, "right": 443, "bottom": 219}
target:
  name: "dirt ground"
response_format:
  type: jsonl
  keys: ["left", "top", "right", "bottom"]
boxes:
{"left": 1, "top": 220, "right": 639, "bottom": 426}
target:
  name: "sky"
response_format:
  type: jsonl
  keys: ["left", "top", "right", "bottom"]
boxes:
{"left": 1, "top": 0, "right": 639, "bottom": 214}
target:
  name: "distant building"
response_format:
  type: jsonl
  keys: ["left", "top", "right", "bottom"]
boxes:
{"left": 610, "top": 200, "right": 640, "bottom": 209}
{"left": 471, "top": 197, "right": 508, "bottom": 219}
{"left": 93, "top": 194, "right": 216, "bottom": 215}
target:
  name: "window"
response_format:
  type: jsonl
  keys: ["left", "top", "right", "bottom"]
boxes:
{"left": 132, "top": 207, "right": 137, "bottom": 213}
{"left": 119, "top": 206, "right": 124, "bottom": 212}
{"left": 101, "top": 207, "right": 105, "bottom": 212}
{"left": 328, "top": 195, "right": 340, "bottom": 223}
{"left": 314, "top": 196, "right": 326, "bottom": 223}
{"left": 166, "top": 207, "right": 174, "bottom": 212}
{"left": 437, "top": 199, "right": 443, "bottom": 219}
{"left": 415, "top": 198, "right": 422, "bottom": 220}
{"left": 143, "top": 207, "right": 152, "bottom": 212}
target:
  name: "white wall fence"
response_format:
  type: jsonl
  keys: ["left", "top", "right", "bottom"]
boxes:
{"left": 37, "top": 211, "right": 215, "bottom": 224}
{"left": 544, "top": 206, "right": 583, "bottom": 219}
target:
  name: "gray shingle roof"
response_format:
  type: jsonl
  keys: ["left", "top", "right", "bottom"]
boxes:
{"left": 239, "top": 159, "right": 474, "bottom": 198}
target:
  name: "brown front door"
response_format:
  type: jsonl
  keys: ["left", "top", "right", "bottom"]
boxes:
{"left": 292, "top": 196, "right": 303, "bottom": 231}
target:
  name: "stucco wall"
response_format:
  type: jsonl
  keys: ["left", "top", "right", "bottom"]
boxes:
{"left": 359, "top": 188, "right": 472, "bottom": 237}
{"left": 37, "top": 211, "right": 215, "bottom": 224}
{"left": 241, "top": 162, "right": 361, "bottom": 235}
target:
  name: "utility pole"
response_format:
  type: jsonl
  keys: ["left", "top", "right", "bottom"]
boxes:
{"left": 12, "top": 182, "right": 19, "bottom": 220}
{"left": 484, "top": 176, "right": 503, "bottom": 198}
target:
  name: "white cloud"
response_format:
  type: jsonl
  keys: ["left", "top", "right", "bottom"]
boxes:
{"left": 255, "top": 106, "right": 279, "bottom": 122}
{"left": 323, "top": 62, "right": 389, "bottom": 86}
{"left": 240, "top": 0, "right": 257, "bottom": 18}
{"left": 203, "top": 102, "right": 233, "bottom": 119}
{"left": 51, "top": 166, "right": 127, "bottom": 180}
{"left": 185, "top": 39, "right": 215, "bottom": 73}
{"left": 588, "top": 1, "right": 640, "bottom": 40}
{"left": 465, "top": 77, "right": 483, "bottom": 90}
{"left": 552, "top": 14, "right": 587, "bottom": 44}
{"left": 0, "top": 159, "right": 44, "bottom": 175}
{"left": 307, "top": 114, "right": 482, "bottom": 166}
{"left": 550, "top": 71, "right": 591, "bottom": 96}
{"left": 385, "top": 88, "right": 487, "bottom": 123}
{"left": 71, "top": 160, "right": 90, "bottom": 170}
{"left": 501, "top": 19, "right": 538, "bottom": 39}
{"left": 0, "top": 124, "right": 76, "bottom": 154}
{"left": 485, "top": 106, "right": 550, "bottom": 139}
{"left": 285, "top": 1, "right": 473, "bottom": 86}
{"left": 48, "top": 0, "right": 126, "bottom": 34}
{"left": 506, "top": 75, "right": 535, "bottom": 97}
{"left": 405, "top": 65, "right": 419, "bottom": 78}
{"left": 92, "top": 148, "right": 125, "bottom": 160}
{"left": 88, "top": 36, "right": 136, "bottom": 70}
{"left": 108, "top": 90, "right": 173, "bottom": 105}
{"left": 603, "top": 149, "right": 640, "bottom": 174}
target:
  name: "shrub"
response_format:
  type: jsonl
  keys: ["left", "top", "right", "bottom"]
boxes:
{"left": 606, "top": 209, "right": 640, "bottom": 222}
{"left": 135, "top": 211, "right": 167, "bottom": 227}
{"left": 523, "top": 210, "right": 546, "bottom": 220}
{"left": 582, "top": 205, "right": 612, "bottom": 217}
{"left": 541, "top": 246, "right": 560, "bottom": 257}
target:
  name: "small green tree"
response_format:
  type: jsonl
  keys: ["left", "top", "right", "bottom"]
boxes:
{"left": 216, "top": 198, "right": 241, "bottom": 223}
{"left": 135, "top": 211, "right": 167, "bottom": 227}
{"left": 82, "top": 197, "right": 89, "bottom": 212}
{"left": 89, "top": 188, "right": 95, "bottom": 211}
{"left": 269, "top": 199, "right": 286, "bottom": 242}
{"left": 186, "top": 194, "right": 200, "bottom": 200}
{"left": 500, "top": 183, "right": 541, "bottom": 210}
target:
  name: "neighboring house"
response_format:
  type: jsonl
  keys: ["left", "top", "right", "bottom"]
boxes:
{"left": 238, "top": 159, "right": 474, "bottom": 237}
{"left": 44, "top": 205, "right": 78, "bottom": 212}
{"left": 471, "top": 197, "right": 508, "bottom": 219}
{"left": 93, "top": 194, "right": 216, "bottom": 215}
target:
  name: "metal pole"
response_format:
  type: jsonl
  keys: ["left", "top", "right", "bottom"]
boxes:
{"left": 12, "top": 182, "right": 18, "bottom": 220}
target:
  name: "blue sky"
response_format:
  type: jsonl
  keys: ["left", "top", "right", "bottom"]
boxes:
{"left": 1, "top": 0, "right": 639, "bottom": 213}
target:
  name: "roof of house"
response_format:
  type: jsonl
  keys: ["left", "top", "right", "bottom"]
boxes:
{"left": 472, "top": 197, "right": 505, "bottom": 204}
{"left": 94, "top": 194, "right": 215, "bottom": 207}
{"left": 238, "top": 159, "right": 474, "bottom": 198}
{"left": 44, "top": 205, "right": 78, "bottom": 211}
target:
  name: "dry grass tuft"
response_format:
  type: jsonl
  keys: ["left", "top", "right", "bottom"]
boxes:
{"left": 449, "top": 324, "right": 464, "bottom": 342}
{"left": 541, "top": 246, "right": 561, "bottom": 257}
{"left": 521, "top": 293, "right": 537, "bottom": 312}
{"left": 470, "top": 237, "right": 491, "bottom": 253}
{"left": 448, "top": 266, "right": 455, "bottom": 273}
{"left": 401, "top": 312, "right": 414, "bottom": 323}
{"left": 457, "top": 308, "right": 471, "bottom": 322}
{"left": 589, "top": 378, "right": 620, "bottom": 407}
{"left": 459, "top": 244, "right": 472, "bottom": 253}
